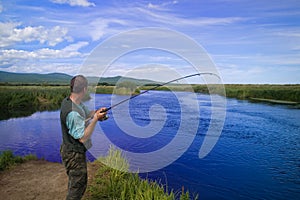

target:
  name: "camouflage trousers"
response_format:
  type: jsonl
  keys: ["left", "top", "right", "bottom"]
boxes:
{"left": 61, "top": 147, "right": 87, "bottom": 200}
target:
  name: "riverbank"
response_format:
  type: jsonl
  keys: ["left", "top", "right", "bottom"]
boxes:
{"left": 250, "top": 97, "right": 299, "bottom": 105}
{"left": 0, "top": 148, "right": 196, "bottom": 200}
{"left": 139, "top": 84, "right": 300, "bottom": 107}
{"left": 0, "top": 160, "right": 98, "bottom": 200}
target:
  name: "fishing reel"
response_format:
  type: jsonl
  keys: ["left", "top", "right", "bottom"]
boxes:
{"left": 98, "top": 108, "right": 109, "bottom": 121}
{"left": 99, "top": 114, "right": 109, "bottom": 121}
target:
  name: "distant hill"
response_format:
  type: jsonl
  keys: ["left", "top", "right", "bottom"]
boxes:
{"left": 0, "top": 71, "right": 72, "bottom": 84}
{"left": 91, "top": 76, "right": 160, "bottom": 86}
{"left": 0, "top": 71, "right": 159, "bottom": 86}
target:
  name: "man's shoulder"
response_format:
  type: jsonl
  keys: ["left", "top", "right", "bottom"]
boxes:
{"left": 61, "top": 97, "right": 72, "bottom": 107}
{"left": 60, "top": 97, "right": 73, "bottom": 118}
{"left": 67, "top": 111, "right": 83, "bottom": 121}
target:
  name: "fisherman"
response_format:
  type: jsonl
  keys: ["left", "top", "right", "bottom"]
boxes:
{"left": 60, "top": 75, "right": 107, "bottom": 200}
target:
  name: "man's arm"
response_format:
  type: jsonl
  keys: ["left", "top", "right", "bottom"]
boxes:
{"left": 79, "top": 108, "right": 107, "bottom": 143}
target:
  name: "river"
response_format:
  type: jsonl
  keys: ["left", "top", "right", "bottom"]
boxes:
{"left": 0, "top": 91, "right": 299, "bottom": 200}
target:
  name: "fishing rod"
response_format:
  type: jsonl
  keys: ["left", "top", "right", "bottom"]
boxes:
{"left": 90, "top": 72, "right": 220, "bottom": 121}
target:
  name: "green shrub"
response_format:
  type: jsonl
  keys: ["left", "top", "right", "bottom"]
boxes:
{"left": 85, "top": 146, "right": 198, "bottom": 200}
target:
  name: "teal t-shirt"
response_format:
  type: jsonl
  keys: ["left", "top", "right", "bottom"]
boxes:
{"left": 66, "top": 103, "right": 90, "bottom": 139}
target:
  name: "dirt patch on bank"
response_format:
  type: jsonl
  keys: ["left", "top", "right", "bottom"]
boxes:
{"left": 0, "top": 160, "right": 99, "bottom": 200}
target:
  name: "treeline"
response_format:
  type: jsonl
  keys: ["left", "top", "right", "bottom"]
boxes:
{"left": 0, "top": 86, "right": 70, "bottom": 120}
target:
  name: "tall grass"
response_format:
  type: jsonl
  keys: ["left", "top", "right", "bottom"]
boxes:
{"left": 0, "top": 86, "right": 86, "bottom": 119}
{"left": 84, "top": 146, "right": 198, "bottom": 200}
{"left": 95, "top": 86, "right": 140, "bottom": 95}
{"left": 140, "top": 84, "right": 300, "bottom": 103}
{"left": 94, "top": 86, "right": 115, "bottom": 94}
{"left": 223, "top": 84, "right": 300, "bottom": 102}
{"left": 192, "top": 84, "right": 300, "bottom": 102}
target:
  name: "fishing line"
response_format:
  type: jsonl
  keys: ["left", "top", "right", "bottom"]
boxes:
{"left": 91, "top": 72, "right": 220, "bottom": 121}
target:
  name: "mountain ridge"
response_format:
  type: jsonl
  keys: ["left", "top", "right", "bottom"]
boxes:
{"left": 0, "top": 71, "right": 159, "bottom": 85}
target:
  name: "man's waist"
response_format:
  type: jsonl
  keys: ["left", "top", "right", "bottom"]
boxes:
{"left": 60, "top": 143, "right": 86, "bottom": 153}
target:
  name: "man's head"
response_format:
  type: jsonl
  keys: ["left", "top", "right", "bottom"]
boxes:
{"left": 70, "top": 75, "right": 88, "bottom": 94}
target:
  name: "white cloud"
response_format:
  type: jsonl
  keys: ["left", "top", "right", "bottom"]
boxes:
{"left": 135, "top": 7, "right": 245, "bottom": 27}
{"left": 88, "top": 18, "right": 128, "bottom": 41}
{"left": 214, "top": 53, "right": 300, "bottom": 67}
{"left": 0, "top": 44, "right": 86, "bottom": 60}
{"left": 147, "top": 3, "right": 159, "bottom": 9}
{"left": 274, "top": 31, "right": 300, "bottom": 38}
{"left": 62, "top": 41, "right": 89, "bottom": 51}
{"left": 147, "top": 1, "right": 178, "bottom": 10}
{"left": 0, "top": 42, "right": 89, "bottom": 74}
{"left": 51, "top": 0, "right": 95, "bottom": 7}
{"left": 4, "top": 62, "right": 81, "bottom": 75}
{"left": 213, "top": 52, "right": 300, "bottom": 83}
{"left": 1, "top": 48, "right": 61, "bottom": 60}
{"left": 0, "top": 22, "right": 72, "bottom": 47}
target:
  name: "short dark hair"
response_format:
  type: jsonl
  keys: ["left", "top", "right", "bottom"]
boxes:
{"left": 70, "top": 75, "right": 88, "bottom": 93}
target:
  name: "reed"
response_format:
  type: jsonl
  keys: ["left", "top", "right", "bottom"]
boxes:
{"left": 0, "top": 86, "right": 71, "bottom": 119}
{"left": 95, "top": 86, "right": 140, "bottom": 95}
{"left": 223, "top": 84, "right": 300, "bottom": 102}
{"left": 84, "top": 146, "right": 198, "bottom": 200}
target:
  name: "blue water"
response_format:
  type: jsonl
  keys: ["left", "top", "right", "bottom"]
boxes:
{"left": 0, "top": 91, "right": 299, "bottom": 200}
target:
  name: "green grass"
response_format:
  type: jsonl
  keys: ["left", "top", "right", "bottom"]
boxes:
{"left": 84, "top": 146, "right": 198, "bottom": 200}
{"left": 142, "top": 84, "right": 300, "bottom": 104}
{"left": 0, "top": 85, "right": 92, "bottom": 120}
{"left": 95, "top": 86, "right": 140, "bottom": 95}
{"left": 0, "top": 85, "right": 70, "bottom": 107}
{"left": 0, "top": 150, "right": 38, "bottom": 171}
{"left": 223, "top": 84, "right": 300, "bottom": 103}
{"left": 94, "top": 86, "right": 115, "bottom": 94}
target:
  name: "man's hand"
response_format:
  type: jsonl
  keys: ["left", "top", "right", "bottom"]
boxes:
{"left": 94, "top": 107, "right": 107, "bottom": 121}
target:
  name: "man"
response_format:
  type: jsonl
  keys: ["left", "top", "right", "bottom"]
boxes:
{"left": 60, "top": 75, "right": 107, "bottom": 200}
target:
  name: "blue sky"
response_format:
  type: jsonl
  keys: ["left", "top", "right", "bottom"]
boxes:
{"left": 0, "top": 0, "right": 300, "bottom": 83}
